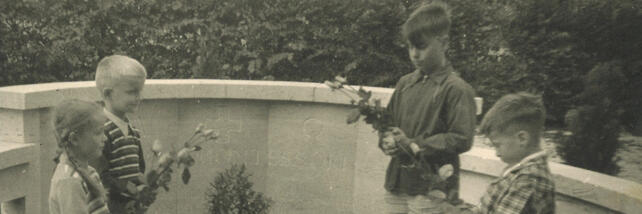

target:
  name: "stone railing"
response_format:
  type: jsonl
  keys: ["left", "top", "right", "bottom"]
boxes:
{"left": 0, "top": 80, "right": 640, "bottom": 214}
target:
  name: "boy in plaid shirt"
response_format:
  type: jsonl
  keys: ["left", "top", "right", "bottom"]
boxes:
{"left": 475, "top": 92, "right": 556, "bottom": 214}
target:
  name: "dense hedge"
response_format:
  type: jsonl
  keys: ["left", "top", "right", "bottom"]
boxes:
{"left": 1, "top": 0, "right": 640, "bottom": 128}
{"left": 2, "top": 0, "right": 641, "bottom": 178}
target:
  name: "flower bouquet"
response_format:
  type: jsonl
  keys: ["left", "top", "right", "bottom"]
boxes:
{"left": 324, "top": 76, "right": 453, "bottom": 201}
{"left": 324, "top": 76, "right": 392, "bottom": 133}
{"left": 124, "top": 123, "right": 218, "bottom": 214}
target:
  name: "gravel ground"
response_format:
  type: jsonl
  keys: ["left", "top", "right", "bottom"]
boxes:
{"left": 473, "top": 131, "right": 642, "bottom": 184}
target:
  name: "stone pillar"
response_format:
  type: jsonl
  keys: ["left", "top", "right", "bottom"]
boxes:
{"left": 0, "top": 108, "right": 42, "bottom": 214}
{"left": 2, "top": 198, "right": 26, "bottom": 214}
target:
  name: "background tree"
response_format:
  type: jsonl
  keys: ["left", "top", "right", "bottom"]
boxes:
{"left": 1, "top": 0, "right": 641, "bottom": 174}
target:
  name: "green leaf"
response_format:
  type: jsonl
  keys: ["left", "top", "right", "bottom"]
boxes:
{"left": 182, "top": 168, "right": 191, "bottom": 184}
{"left": 344, "top": 60, "right": 358, "bottom": 72}
{"left": 267, "top": 52, "right": 293, "bottom": 69}
{"left": 346, "top": 108, "right": 361, "bottom": 124}
{"left": 248, "top": 60, "right": 256, "bottom": 74}
{"left": 99, "top": 0, "right": 115, "bottom": 10}
{"left": 357, "top": 87, "right": 371, "bottom": 100}
{"left": 146, "top": 169, "right": 159, "bottom": 185}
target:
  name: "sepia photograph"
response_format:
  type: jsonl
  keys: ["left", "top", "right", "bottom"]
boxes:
{"left": 0, "top": 0, "right": 641, "bottom": 213}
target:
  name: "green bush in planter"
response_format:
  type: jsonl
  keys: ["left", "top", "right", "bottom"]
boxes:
{"left": 206, "top": 164, "right": 272, "bottom": 214}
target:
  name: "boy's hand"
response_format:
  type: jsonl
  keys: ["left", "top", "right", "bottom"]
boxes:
{"left": 389, "top": 127, "right": 420, "bottom": 154}
{"left": 379, "top": 131, "right": 400, "bottom": 156}
{"left": 87, "top": 197, "right": 109, "bottom": 214}
{"left": 382, "top": 137, "right": 399, "bottom": 155}
{"left": 138, "top": 185, "right": 158, "bottom": 207}
{"left": 125, "top": 181, "right": 139, "bottom": 196}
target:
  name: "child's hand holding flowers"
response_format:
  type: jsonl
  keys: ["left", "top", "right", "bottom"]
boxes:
{"left": 325, "top": 75, "right": 456, "bottom": 199}
{"left": 324, "top": 76, "right": 393, "bottom": 133}
{"left": 389, "top": 127, "right": 421, "bottom": 155}
{"left": 148, "top": 124, "right": 217, "bottom": 189}
{"left": 379, "top": 131, "right": 399, "bottom": 156}
{"left": 124, "top": 123, "right": 218, "bottom": 214}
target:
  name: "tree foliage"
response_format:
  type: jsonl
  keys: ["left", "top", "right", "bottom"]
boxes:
{"left": 1, "top": 0, "right": 640, "bottom": 129}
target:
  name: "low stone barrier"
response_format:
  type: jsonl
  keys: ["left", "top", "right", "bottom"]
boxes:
{"left": 1, "top": 80, "right": 639, "bottom": 213}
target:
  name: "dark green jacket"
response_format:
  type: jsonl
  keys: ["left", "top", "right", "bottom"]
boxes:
{"left": 384, "top": 66, "right": 476, "bottom": 201}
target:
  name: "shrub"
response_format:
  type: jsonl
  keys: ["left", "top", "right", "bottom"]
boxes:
{"left": 617, "top": 60, "right": 642, "bottom": 135}
{"left": 206, "top": 164, "right": 272, "bottom": 214}
{"left": 557, "top": 61, "right": 626, "bottom": 174}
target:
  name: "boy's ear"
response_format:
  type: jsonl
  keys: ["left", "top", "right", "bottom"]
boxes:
{"left": 68, "top": 131, "right": 79, "bottom": 146}
{"left": 515, "top": 130, "right": 530, "bottom": 147}
{"left": 102, "top": 88, "right": 112, "bottom": 99}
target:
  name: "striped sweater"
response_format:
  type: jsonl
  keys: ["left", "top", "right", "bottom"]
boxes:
{"left": 100, "top": 119, "right": 146, "bottom": 203}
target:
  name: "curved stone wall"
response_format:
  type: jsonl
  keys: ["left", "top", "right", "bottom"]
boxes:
{"left": 0, "top": 80, "right": 640, "bottom": 214}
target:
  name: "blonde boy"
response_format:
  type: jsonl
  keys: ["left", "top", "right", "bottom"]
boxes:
{"left": 477, "top": 92, "right": 555, "bottom": 214}
{"left": 93, "top": 55, "right": 149, "bottom": 212}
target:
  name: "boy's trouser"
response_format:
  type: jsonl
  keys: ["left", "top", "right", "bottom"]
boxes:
{"left": 384, "top": 191, "right": 445, "bottom": 214}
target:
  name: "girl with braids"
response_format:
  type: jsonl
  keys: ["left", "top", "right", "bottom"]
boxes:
{"left": 49, "top": 99, "right": 110, "bottom": 214}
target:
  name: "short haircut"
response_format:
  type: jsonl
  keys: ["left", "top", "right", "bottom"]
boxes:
{"left": 402, "top": 1, "right": 451, "bottom": 47}
{"left": 480, "top": 92, "right": 546, "bottom": 145}
{"left": 95, "top": 55, "right": 147, "bottom": 94}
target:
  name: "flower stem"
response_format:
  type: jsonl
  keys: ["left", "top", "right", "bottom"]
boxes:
{"left": 150, "top": 163, "right": 172, "bottom": 190}
{"left": 337, "top": 89, "right": 357, "bottom": 101}
{"left": 183, "top": 131, "right": 201, "bottom": 148}
{"left": 345, "top": 84, "right": 359, "bottom": 93}
{"left": 396, "top": 142, "right": 423, "bottom": 169}
{"left": 190, "top": 133, "right": 206, "bottom": 147}
{"left": 193, "top": 134, "right": 215, "bottom": 146}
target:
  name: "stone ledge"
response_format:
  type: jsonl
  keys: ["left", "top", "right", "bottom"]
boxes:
{"left": 0, "top": 80, "right": 394, "bottom": 110}
{"left": 0, "top": 163, "right": 30, "bottom": 203}
{"left": 462, "top": 147, "right": 642, "bottom": 213}
{"left": 0, "top": 142, "right": 37, "bottom": 171}
{"left": 1, "top": 80, "right": 639, "bottom": 213}
{"left": 0, "top": 143, "right": 36, "bottom": 203}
